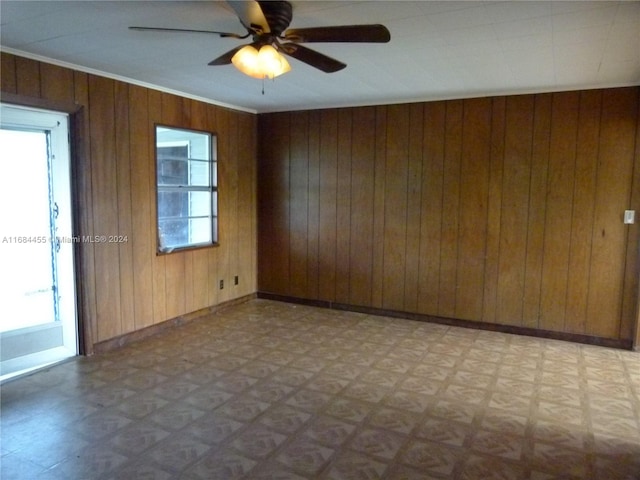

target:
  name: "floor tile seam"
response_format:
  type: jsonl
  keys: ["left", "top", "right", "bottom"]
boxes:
{"left": 398, "top": 436, "right": 467, "bottom": 480}
{"left": 453, "top": 369, "right": 524, "bottom": 464}
{"left": 621, "top": 361, "right": 640, "bottom": 417}
{"left": 294, "top": 427, "right": 370, "bottom": 479}
{"left": 225, "top": 424, "right": 304, "bottom": 466}
{"left": 579, "top": 375, "right": 639, "bottom": 447}
{"left": 457, "top": 451, "right": 532, "bottom": 480}
{"left": 585, "top": 393, "right": 638, "bottom": 419}
{"left": 243, "top": 429, "right": 336, "bottom": 478}
{"left": 127, "top": 442, "right": 209, "bottom": 478}
{"left": 367, "top": 394, "right": 429, "bottom": 431}
{"left": 0, "top": 447, "right": 75, "bottom": 476}
{"left": 529, "top": 395, "right": 601, "bottom": 473}
{"left": 528, "top": 437, "right": 601, "bottom": 479}
{"left": 97, "top": 459, "right": 176, "bottom": 480}
{"left": 340, "top": 430, "right": 413, "bottom": 472}
{"left": 43, "top": 443, "right": 133, "bottom": 480}
{"left": 100, "top": 430, "right": 178, "bottom": 471}
{"left": 487, "top": 385, "right": 537, "bottom": 465}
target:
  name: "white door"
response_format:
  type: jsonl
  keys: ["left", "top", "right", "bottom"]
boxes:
{"left": 0, "top": 104, "right": 77, "bottom": 381}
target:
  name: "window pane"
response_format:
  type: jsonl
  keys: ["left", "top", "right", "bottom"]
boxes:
{"left": 189, "top": 218, "right": 212, "bottom": 244}
{"left": 158, "top": 218, "right": 188, "bottom": 250}
{"left": 189, "top": 191, "right": 211, "bottom": 217}
{"left": 157, "top": 145, "right": 188, "bottom": 186}
{"left": 158, "top": 217, "right": 212, "bottom": 250}
{"left": 158, "top": 190, "right": 211, "bottom": 219}
{"left": 189, "top": 160, "right": 210, "bottom": 186}
{"left": 158, "top": 190, "right": 187, "bottom": 218}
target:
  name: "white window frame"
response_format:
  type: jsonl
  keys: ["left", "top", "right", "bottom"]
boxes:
{"left": 156, "top": 125, "right": 218, "bottom": 253}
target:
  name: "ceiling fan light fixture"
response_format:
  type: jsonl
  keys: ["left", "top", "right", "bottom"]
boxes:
{"left": 231, "top": 44, "right": 291, "bottom": 79}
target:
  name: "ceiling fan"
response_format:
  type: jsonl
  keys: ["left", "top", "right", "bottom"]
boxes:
{"left": 130, "top": 0, "right": 390, "bottom": 77}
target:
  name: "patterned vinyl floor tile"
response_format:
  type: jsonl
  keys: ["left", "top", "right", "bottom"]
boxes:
{"left": 1, "top": 299, "right": 639, "bottom": 479}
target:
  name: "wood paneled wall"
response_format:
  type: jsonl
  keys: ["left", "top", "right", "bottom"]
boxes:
{"left": 258, "top": 88, "right": 640, "bottom": 344}
{"left": 1, "top": 53, "right": 257, "bottom": 352}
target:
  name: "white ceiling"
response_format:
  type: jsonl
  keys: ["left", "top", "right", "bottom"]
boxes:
{"left": 1, "top": 1, "right": 639, "bottom": 113}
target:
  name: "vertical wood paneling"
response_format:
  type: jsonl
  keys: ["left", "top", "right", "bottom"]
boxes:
{"left": 482, "top": 97, "right": 505, "bottom": 323}
{"left": 371, "top": 106, "right": 387, "bottom": 308}
{"left": 289, "top": 111, "right": 310, "bottom": 298}
{"left": 207, "top": 105, "right": 220, "bottom": 307}
{"left": 216, "top": 108, "right": 232, "bottom": 301}
{"left": 318, "top": 109, "right": 337, "bottom": 301}
{"left": 15, "top": 57, "right": 40, "bottom": 97}
{"left": 184, "top": 243, "right": 194, "bottom": 313}
{"left": 1, "top": 52, "right": 17, "bottom": 93}
{"left": 539, "top": 92, "right": 580, "bottom": 332}
{"left": 257, "top": 86, "right": 640, "bottom": 343}
{"left": 259, "top": 112, "right": 290, "bottom": 295}
{"left": 225, "top": 109, "right": 240, "bottom": 303}
{"left": 404, "top": 104, "right": 424, "bottom": 312}
{"left": 40, "top": 63, "right": 74, "bottom": 103}
{"left": 148, "top": 89, "right": 166, "bottom": 324}
{"left": 128, "top": 85, "right": 155, "bottom": 329}
{"left": 349, "top": 107, "right": 376, "bottom": 307}
{"left": 237, "top": 112, "right": 257, "bottom": 297}
{"left": 257, "top": 113, "right": 278, "bottom": 293}
{"left": 496, "top": 95, "right": 534, "bottom": 326}
{"left": 335, "top": 109, "right": 352, "bottom": 304}
{"left": 114, "top": 81, "right": 135, "bottom": 334}
{"left": 565, "top": 90, "right": 601, "bottom": 333}
{"left": 438, "top": 100, "right": 463, "bottom": 317}
{"left": 624, "top": 93, "right": 640, "bottom": 345}
{"left": 456, "top": 98, "right": 491, "bottom": 320}
{"left": 522, "top": 94, "right": 551, "bottom": 329}
{"left": 418, "top": 102, "right": 445, "bottom": 314}
{"left": 249, "top": 112, "right": 258, "bottom": 294}
{"left": 587, "top": 89, "right": 638, "bottom": 338}
{"left": 88, "top": 75, "right": 122, "bottom": 341}
{"left": 307, "top": 111, "right": 321, "bottom": 299}
{"left": 382, "top": 105, "right": 410, "bottom": 311}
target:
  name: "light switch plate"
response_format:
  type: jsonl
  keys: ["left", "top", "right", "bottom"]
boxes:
{"left": 624, "top": 210, "right": 635, "bottom": 224}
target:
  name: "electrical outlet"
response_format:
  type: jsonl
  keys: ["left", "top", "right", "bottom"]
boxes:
{"left": 219, "top": 279, "right": 224, "bottom": 290}
{"left": 234, "top": 275, "right": 239, "bottom": 285}
{"left": 624, "top": 210, "right": 635, "bottom": 224}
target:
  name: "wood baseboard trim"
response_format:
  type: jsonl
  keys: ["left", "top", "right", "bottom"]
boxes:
{"left": 257, "top": 292, "right": 633, "bottom": 350}
{"left": 93, "top": 293, "right": 257, "bottom": 354}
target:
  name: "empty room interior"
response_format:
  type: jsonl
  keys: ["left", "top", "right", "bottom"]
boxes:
{"left": 1, "top": 1, "right": 639, "bottom": 479}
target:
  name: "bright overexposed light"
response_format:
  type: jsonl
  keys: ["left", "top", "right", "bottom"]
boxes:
{"left": 232, "top": 44, "right": 291, "bottom": 79}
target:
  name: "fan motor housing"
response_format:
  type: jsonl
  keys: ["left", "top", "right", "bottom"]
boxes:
{"left": 258, "top": 1, "right": 292, "bottom": 36}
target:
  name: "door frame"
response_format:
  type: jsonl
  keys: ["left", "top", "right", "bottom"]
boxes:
{"left": 0, "top": 104, "right": 76, "bottom": 367}
{"left": 2, "top": 92, "right": 93, "bottom": 356}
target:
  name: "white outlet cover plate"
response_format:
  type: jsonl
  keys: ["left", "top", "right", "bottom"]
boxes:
{"left": 624, "top": 210, "right": 635, "bottom": 224}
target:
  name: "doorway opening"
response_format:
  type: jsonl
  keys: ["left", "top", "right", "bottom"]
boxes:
{"left": 0, "top": 104, "right": 78, "bottom": 381}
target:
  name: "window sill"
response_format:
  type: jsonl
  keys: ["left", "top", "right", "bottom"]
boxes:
{"left": 156, "top": 242, "right": 219, "bottom": 256}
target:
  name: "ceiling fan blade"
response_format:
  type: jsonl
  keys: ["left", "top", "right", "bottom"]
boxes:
{"left": 208, "top": 45, "right": 247, "bottom": 66}
{"left": 129, "top": 26, "right": 247, "bottom": 39}
{"left": 227, "top": 0, "right": 270, "bottom": 33}
{"left": 280, "top": 43, "right": 346, "bottom": 73}
{"left": 284, "top": 24, "right": 390, "bottom": 43}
